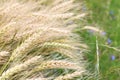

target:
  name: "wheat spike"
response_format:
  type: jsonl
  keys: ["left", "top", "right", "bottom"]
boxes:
{"left": 0, "top": 56, "right": 42, "bottom": 80}
{"left": 83, "top": 26, "right": 103, "bottom": 33}
{"left": 50, "top": 0, "right": 74, "bottom": 12}
{"left": 0, "top": 51, "right": 10, "bottom": 57}
{"left": 40, "top": 42, "right": 78, "bottom": 50}
{"left": 32, "top": 60, "right": 82, "bottom": 72}
{"left": 54, "top": 71, "right": 85, "bottom": 80}
{"left": 26, "top": 77, "right": 48, "bottom": 80}
{"left": 0, "top": 51, "right": 10, "bottom": 65}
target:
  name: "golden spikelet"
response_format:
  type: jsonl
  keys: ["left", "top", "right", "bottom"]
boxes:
{"left": 32, "top": 13, "right": 74, "bottom": 19}
{"left": 54, "top": 71, "right": 85, "bottom": 80}
{"left": 0, "top": 51, "right": 9, "bottom": 65}
{"left": 0, "top": 56, "right": 42, "bottom": 79}
{"left": 26, "top": 77, "right": 49, "bottom": 80}
{"left": 83, "top": 26, "right": 103, "bottom": 34}
{"left": 40, "top": 42, "right": 78, "bottom": 50}
{"left": 0, "top": 51, "right": 9, "bottom": 57}
{"left": 32, "top": 60, "right": 82, "bottom": 72}
{"left": 50, "top": 0, "right": 74, "bottom": 12}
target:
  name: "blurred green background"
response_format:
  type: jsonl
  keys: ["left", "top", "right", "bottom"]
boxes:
{"left": 79, "top": 0, "right": 120, "bottom": 80}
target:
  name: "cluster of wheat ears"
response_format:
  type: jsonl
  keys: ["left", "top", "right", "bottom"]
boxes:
{"left": 0, "top": 0, "right": 88, "bottom": 80}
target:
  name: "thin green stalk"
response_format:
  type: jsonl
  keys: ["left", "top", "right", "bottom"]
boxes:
{"left": 96, "top": 36, "right": 99, "bottom": 80}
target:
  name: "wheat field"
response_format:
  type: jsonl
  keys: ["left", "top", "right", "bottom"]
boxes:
{"left": 0, "top": 0, "right": 88, "bottom": 80}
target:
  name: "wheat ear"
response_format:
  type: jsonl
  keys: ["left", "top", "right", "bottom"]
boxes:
{"left": 0, "top": 56, "right": 42, "bottom": 80}
{"left": 32, "top": 60, "right": 82, "bottom": 72}
{"left": 54, "top": 71, "right": 85, "bottom": 80}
